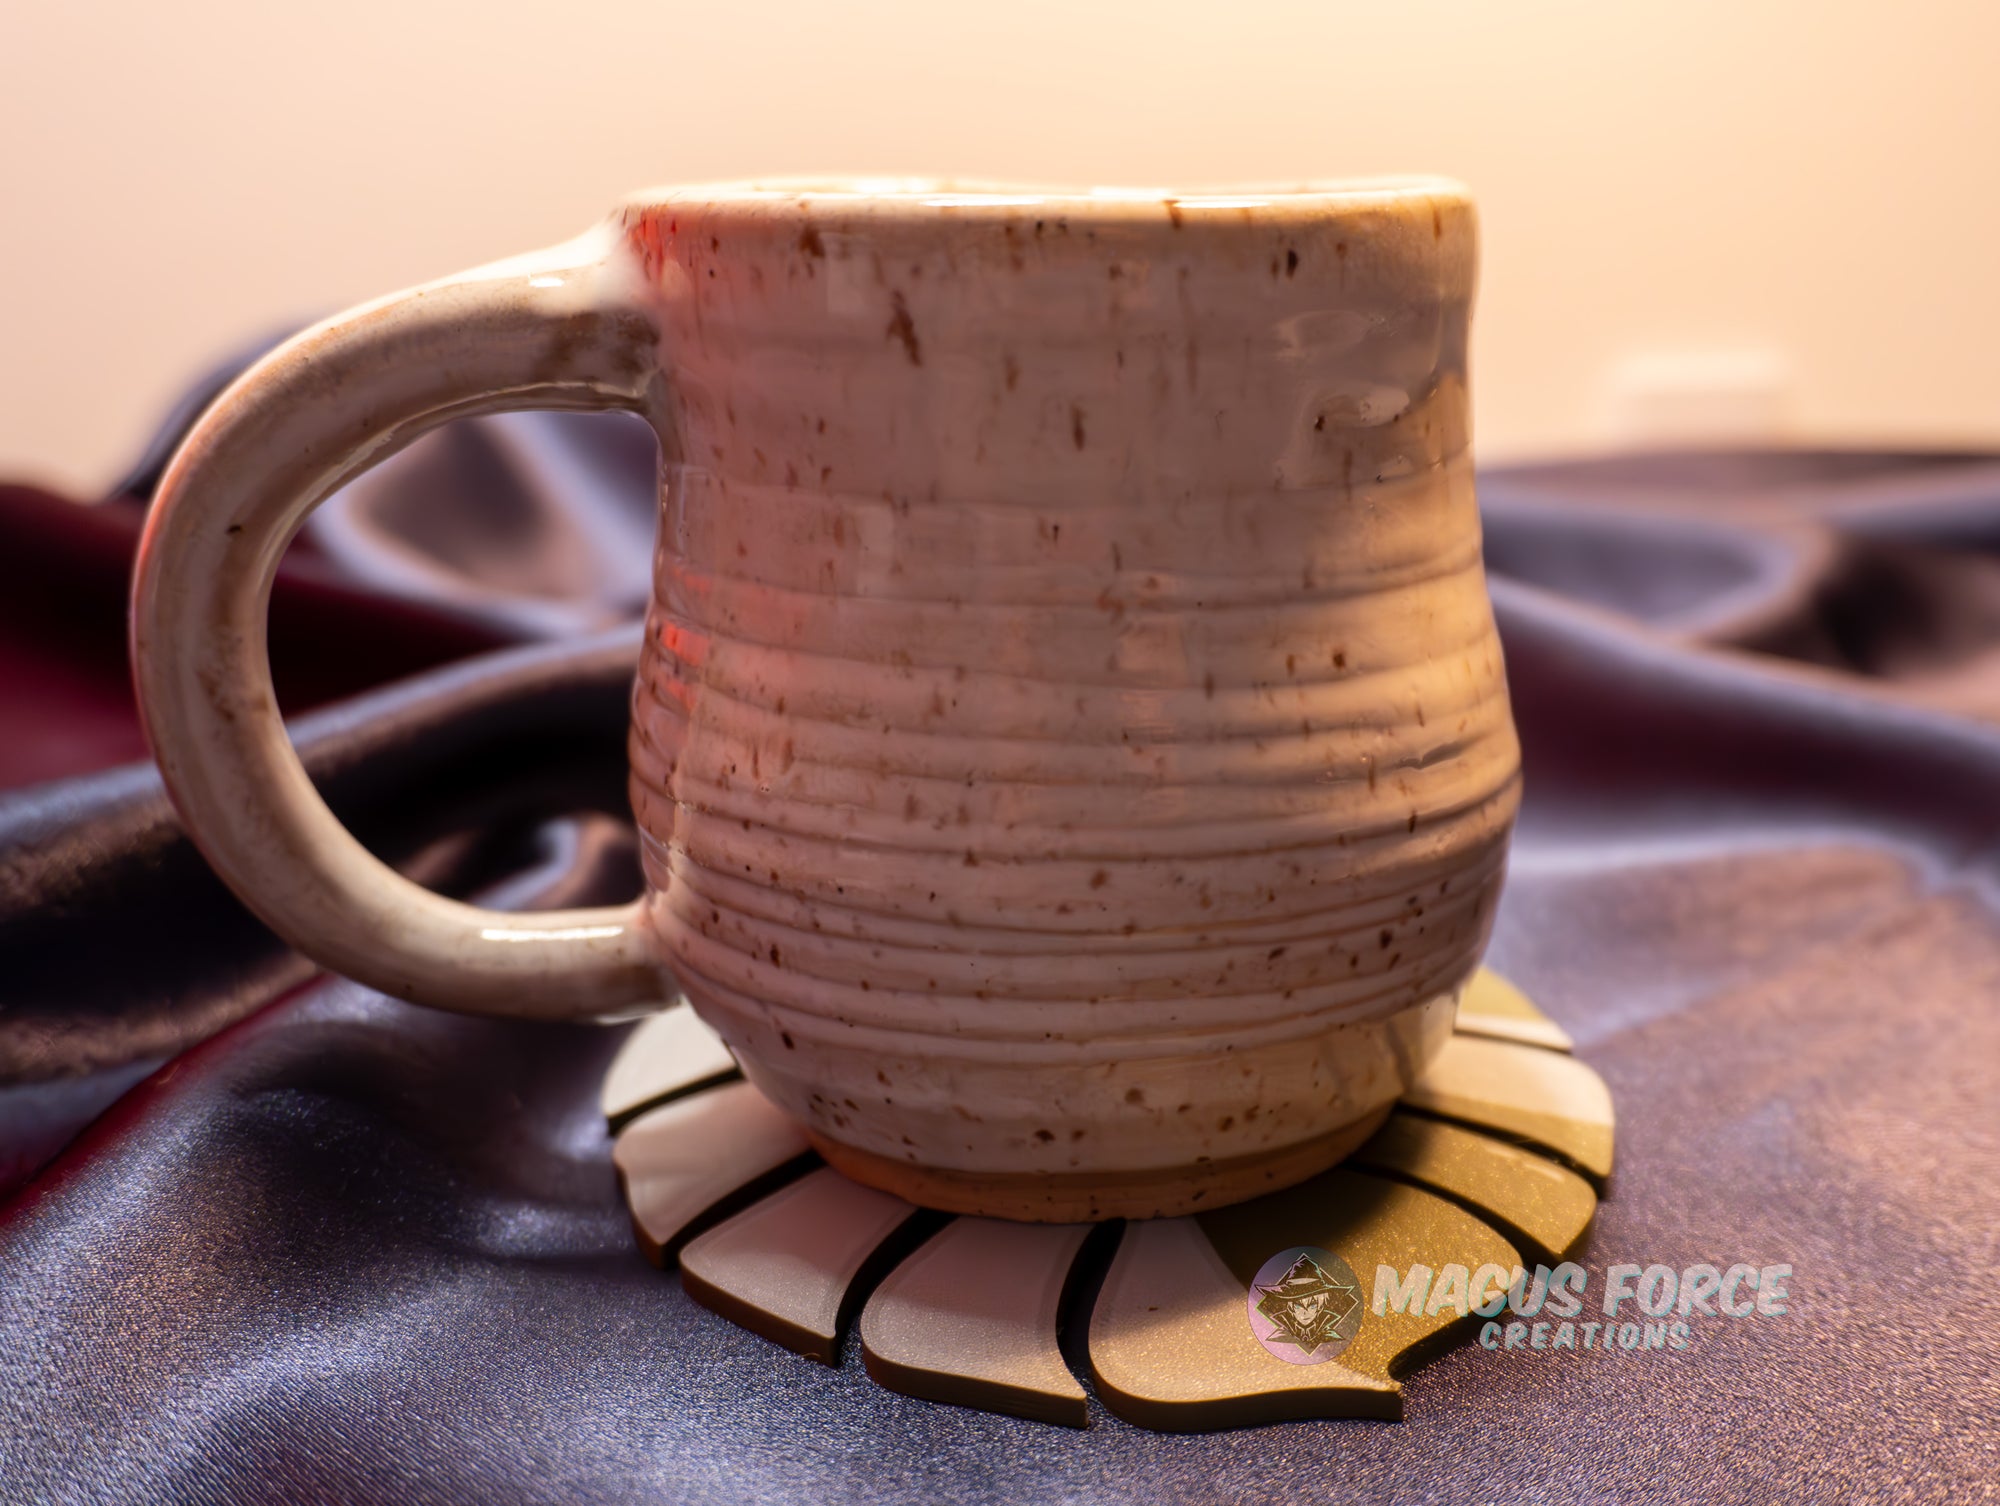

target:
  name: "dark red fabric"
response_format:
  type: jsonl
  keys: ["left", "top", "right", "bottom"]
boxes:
{"left": 0, "top": 394, "right": 1995, "bottom": 1502}
{"left": 0, "top": 484, "right": 510, "bottom": 789}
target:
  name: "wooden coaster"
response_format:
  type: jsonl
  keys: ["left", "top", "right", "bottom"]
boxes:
{"left": 1088, "top": 1168, "right": 1516, "bottom": 1429}
{"left": 604, "top": 968, "right": 1612, "bottom": 1431}
{"left": 680, "top": 1167, "right": 931, "bottom": 1364}
{"left": 859, "top": 1219, "right": 1099, "bottom": 1427}
{"left": 1452, "top": 969, "right": 1575, "bottom": 1053}
{"left": 1348, "top": 1111, "right": 1597, "bottom": 1266}
{"left": 599, "top": 1004, "right": 738, "bottom": 1132}
{"left": 611, "top": 1080, "right": 814, "bottom": 1266}
{"left": 1399, "top": 1034, "right": 1615, "bottom": 1186}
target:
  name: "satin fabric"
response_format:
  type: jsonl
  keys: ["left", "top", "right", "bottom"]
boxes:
{"left": 1, "top": 391, "right": 1995, "bottom": 1501}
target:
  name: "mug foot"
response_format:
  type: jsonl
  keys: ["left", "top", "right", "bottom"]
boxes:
{"left": 806, "top": 1104, "right": 1394, "bottom": 1222}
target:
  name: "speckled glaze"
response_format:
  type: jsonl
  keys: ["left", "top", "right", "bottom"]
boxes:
{"left": 619, "top": 180, "right": 1518, "bottom": 1218}
{"left": 129, "top": 178, "right": 1517, "bottom": 1223}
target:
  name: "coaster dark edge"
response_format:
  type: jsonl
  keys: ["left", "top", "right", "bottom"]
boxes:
{"left": 606, "top": 1066, "right": 743, "bottom": 1137}
{"left": 620, "top": 1150, "right": 821, "bottom": 1269}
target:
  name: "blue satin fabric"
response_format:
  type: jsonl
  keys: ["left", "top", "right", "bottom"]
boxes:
{"left": 1, "top": 404, "right": 1995, "bottom": 1502}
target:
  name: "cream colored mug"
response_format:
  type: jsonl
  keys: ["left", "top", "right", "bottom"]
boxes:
{"left": 132, "top": 178, "right": 1520, "bottom": 1221}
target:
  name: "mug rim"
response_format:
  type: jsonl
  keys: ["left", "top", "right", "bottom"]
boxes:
{"left": 618, "top": 174, "right": 1471, "bottom": 222}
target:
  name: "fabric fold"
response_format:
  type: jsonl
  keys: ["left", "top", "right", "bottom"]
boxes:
{"left": 0, "top": 381, "right": 1994, "bottom": 1501}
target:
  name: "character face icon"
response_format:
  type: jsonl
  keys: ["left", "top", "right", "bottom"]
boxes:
{"left": 1246, "top": 1247, "right": 1364, "bottom": 1365}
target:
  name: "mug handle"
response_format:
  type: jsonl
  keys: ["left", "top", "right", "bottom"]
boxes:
{"left": 131, "top": 223, "right": 667, "bottom": 1019}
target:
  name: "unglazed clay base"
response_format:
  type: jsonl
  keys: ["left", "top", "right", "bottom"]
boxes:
{"left": 804, "top": 1105, "right": 1394, "bottom": 1222}
{"left": 608, "top": 967, "right": 1616, "bottom": 1431}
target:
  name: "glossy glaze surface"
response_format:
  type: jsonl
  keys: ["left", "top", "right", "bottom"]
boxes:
{"left": 621, "top": 180, "right": 1519, "bottom": 1215}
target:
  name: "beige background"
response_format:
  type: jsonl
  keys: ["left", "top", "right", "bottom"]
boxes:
{"left": 3, "top": 0, "right": 1995, "bottom": 493}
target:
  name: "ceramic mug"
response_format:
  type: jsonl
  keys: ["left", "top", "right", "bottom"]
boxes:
{"left": 132, "top": 178, "right": 1520, "bottom": 1221}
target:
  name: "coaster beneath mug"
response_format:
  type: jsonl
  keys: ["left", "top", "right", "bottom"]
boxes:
{"left": 607, "top": 968, "right": 1614, "bottom": 1431}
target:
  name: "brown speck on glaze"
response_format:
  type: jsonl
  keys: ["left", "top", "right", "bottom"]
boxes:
{"left": 797, "top": 225, "right": 825, "bottom": 258}
{"left": 1002, "top": 222, "right": 1026, "bottom": 271}
{"left": 1285, "top": 248, "right": 1299, "bottom": 276}
{"left": 1071, "top": 406, "right": 1087, "bottom": 449}
{"left": 885, "top": 291, "right": 922, "bottom": 365}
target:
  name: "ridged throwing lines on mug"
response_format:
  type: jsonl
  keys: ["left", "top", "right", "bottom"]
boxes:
{"left": 133, "top": 178, "right": 1518, "bottom": 1220}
